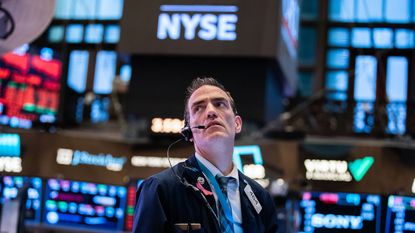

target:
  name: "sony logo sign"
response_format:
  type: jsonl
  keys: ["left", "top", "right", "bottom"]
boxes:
{"left": 311, "top": 214, "right": 363, "bottom": 230}
{"left": 157, "top": 5, "right": 238, "bottom": 41}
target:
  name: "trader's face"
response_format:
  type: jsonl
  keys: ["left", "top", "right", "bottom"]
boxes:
{"left": 187, "top": 85, "right": 242, "bottom": 145}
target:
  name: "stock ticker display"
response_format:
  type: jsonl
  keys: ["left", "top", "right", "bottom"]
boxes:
{"left": 43, "top": 179, "right": 127, "bottom": 231}
{"left": 299, "top": 192, "right": 382, "bottom": 233}
{"left": 385, "top": 195, "right": 415, "bottom": 233}
{"left": 125, "top": 179, "right": 144, "bottom": 231}
{"left": 0, "top": 176, "right": 42, "bottom": 223}
{"left": 0, "top": 48, "right": 61, "bottom": 128}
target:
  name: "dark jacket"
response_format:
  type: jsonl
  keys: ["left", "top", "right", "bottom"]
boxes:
{"left": 133, "top": 155, "right": 278, "bottom": 233}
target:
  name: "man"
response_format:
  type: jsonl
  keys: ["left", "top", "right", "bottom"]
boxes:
{"left": 133, "top": 77, "right": 278, "bottom": 233}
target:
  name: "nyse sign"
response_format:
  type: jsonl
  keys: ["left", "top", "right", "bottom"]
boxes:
{"left": 157, "top": 5, "right": 238, "bottom": 41}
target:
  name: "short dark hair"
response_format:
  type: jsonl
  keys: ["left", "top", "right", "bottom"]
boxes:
{"left": 184, "top": 77, "right": 238, "bottom": 123}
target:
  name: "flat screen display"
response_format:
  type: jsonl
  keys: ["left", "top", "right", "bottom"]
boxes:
{"left": 299, "top": 192, "right": 382, "bottom": 233}
{"left": 85, "top": 24, "right": 104, "bottom": 44}
{"left": 119, "top": 0, "right": 278, "bottom": 57}
{"left": 54, "top": 0, "right": 124, "bottom": 20}
{"left": 385, "top": 195, "right": 415, "bottom": 233}
{"left": 105, "top": 25, "right": 121, "bottom": 43}
{"left": 43, "top": 179, "right": 127, "bottom": 231}
{"left": 0, "top": 176, "right": 42, "bottom": 224}
{"left": 93, "top": 51, "right": 117, "bottom": 94}
{"left": 0, "top": 47, "right": 62, "bottom": 128}
{"left": 67, "top": 50, "right": 89, "bottom": 93}
{"left": 66, "top": 24, "right": 84, "bottom": 43}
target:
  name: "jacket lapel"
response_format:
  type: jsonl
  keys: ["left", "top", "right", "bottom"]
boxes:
{"left": 239, "top": 172, "right": 260, "bottom": 232}
{"left": 182, "top": 155, "right": 217, "bottom": 213}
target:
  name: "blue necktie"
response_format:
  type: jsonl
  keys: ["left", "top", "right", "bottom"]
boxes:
{"left": 215, "top": 175, "right": 235, "bottom": 233}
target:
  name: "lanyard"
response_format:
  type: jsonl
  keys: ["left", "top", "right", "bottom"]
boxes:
{"left": 197, "top": 160, "right": 243, "bottom": 229}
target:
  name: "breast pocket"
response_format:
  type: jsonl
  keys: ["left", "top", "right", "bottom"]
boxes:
{"left": 174, "top": 223, "right": 203, "bottom": 233}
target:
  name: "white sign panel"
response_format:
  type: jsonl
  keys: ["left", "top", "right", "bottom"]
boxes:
{"left": 304, "top": 159, "right": 352, "bottom": 182}
{"left": 57, "top": 148, "right": 127, "bottom": 171}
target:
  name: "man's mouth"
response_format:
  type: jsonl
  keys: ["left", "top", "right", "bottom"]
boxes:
{"left": 205, "top": 122, "right": 223, "bottom": 129}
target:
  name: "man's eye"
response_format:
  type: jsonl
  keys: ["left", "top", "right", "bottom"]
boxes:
{"left": 217, "top": 102, "right": 226, "bottom": 107}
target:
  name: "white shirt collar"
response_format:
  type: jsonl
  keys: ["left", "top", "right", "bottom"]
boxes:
{"left": 195, "top": 153, "right": 239, "bottom": 185}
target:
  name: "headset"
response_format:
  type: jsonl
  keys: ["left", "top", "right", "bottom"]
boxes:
{"left": 180, "top": 122, "right": 205, "bottom": 142}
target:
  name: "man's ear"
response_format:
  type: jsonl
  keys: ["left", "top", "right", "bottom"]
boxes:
{"left": 235, "top": 115, "right": 242, "bottom": 133}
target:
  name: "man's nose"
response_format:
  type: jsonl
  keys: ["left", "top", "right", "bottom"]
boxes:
{"left": 206, "top": 103, "right": 217, "bottom": 119}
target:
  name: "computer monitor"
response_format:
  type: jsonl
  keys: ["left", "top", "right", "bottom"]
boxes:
{"left": 0, "top": 176, "right": 42, "bottom": 224}
{"left": 43, "top": 179, "right": 127, "bottom": 232}
{"left": 67, "top": 50, "right": 89, "bottom": 94}
{"left": 93, "top": 50, "right": 117, "bottom": 95}
{"left": 385, "top": 195, "right": 415, "bottom": 233}
{"left": 0, "top": 46, "right": 62, "bottom": 128}
{"left": 299, "top": 191, "right": 382, "bottom": 233}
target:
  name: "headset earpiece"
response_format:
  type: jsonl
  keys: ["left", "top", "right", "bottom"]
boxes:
{"left": 181, "top": 123, "right": 193, "bottom": 142}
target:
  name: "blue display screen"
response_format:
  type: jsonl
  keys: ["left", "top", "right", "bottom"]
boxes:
{"left": 93, "top": 51, "right": 116, "bottom": 94}
{"left": 0, "top": 134, "right": 20, "bottom": 156}
{"left": 54, "top": 0, "right": 124, "bottom": 20}
{"left": 105, "top": 25, "right": 121, "bottom": 43}
{"left": 85, "top": 24, "right": 104, "bottom": 44}
{"left": 66, "top": 24, "right": 84, "bottom": 43}
{"left": 43, "top": 179, "right": 127, "bottom": 231}
{"left": 67, "top": 50, "right": 89, "bottom": 93}
{"left": 299, "top": 192, "right": 382, "bottom": 233}
{"left": 0, "top": 176, "right": 42, "bottom": 223}
{"left": 97, "top": 0, "right": 124, "bottom": 20}
{"left": 385, "top": 195, "right": 415, "bottom": 233}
